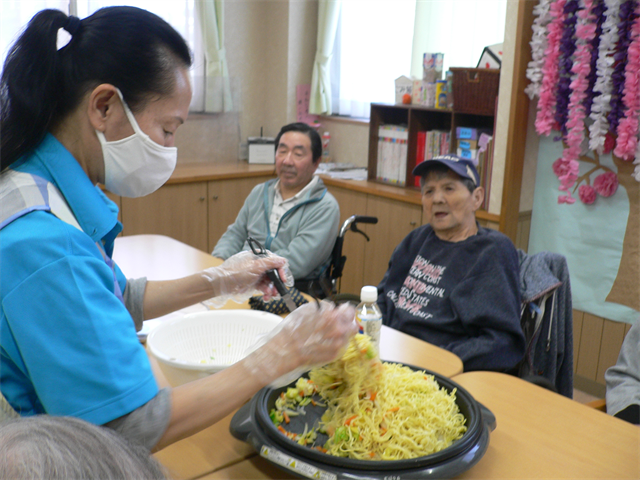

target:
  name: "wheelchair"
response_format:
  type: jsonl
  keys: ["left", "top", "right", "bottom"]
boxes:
{"left": 294, "top": 215, "right": 378, "bottom": 302}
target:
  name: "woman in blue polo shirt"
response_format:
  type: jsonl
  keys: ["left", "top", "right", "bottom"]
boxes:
{"left": 0, "top": 7, "right": 355, "bottom": 450}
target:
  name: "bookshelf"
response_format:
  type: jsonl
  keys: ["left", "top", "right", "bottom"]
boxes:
{"left": 367, "top": 102, "right": 497, "bottom": 221}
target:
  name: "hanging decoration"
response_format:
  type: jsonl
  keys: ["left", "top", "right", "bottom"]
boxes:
{"left": 557, "top": 0, "right": 597, "bottom": 204}
{"left": 588, "top": 0, "right": 619, "bottom": 153}
{"left": 527, "top": 0, "right": 640, "bottom": 205}
{"left": 613, "top": 1, "right": 640, "bottom": 160}
{"left": 535, "top": 0, "right": 567, "bottom": 136}
{"left": 525, "top": 0, "right": 553, "bottom": 99}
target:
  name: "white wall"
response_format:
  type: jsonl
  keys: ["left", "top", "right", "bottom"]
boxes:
{"left": 175, "top": 0, "right": 318, "bottom": 162}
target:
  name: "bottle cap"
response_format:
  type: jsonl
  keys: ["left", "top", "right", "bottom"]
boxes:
{"left": 360, "top": 285, "right": 378, "bottom": 303}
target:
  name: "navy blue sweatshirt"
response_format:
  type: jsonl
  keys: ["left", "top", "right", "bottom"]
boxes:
{"left": 378, "top": 224, "right": 524, "bottom": 371}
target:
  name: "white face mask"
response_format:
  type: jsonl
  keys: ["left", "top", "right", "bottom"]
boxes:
{"left": 97, "top": 89, "right": 177, "bottom": 198}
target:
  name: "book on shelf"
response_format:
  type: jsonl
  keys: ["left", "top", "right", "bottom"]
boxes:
{"left": 413, "top": 129, "right": 451, "bottom": 187}
{"left": 377, "top": 125, "right": 408, "bottom": 186}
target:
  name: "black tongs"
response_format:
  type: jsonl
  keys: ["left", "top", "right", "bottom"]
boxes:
{"left": 248, "top": 236, "right": 297, "bottom": 312}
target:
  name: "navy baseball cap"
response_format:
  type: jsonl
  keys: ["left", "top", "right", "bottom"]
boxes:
{"left": 412, "top": 154, "right": 480, "bottom": 186}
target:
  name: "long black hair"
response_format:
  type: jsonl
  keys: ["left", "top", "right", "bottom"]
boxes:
{"left": 0, "top": 7, "right": 192, "bottom": 170}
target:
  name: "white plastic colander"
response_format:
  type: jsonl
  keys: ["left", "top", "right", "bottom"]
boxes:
{"left": 147, "top": 309, "right": 283, "bottom": 386}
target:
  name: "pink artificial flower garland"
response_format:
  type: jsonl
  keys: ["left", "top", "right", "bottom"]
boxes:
{"left": 613, "top": 1, "right": 640, "bottom": 160}
{"left": 557, "top": 0, "right": 597, "bottom": 204}
{"left": 535, "top": 0, "right": 567, "bottom": 136}
{"left": 593, "top": 171, "right": 619, "bottom": 196}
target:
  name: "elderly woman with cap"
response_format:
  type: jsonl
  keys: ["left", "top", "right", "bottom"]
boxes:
{"left": 377, "top": 154, "right": 524, "bottom": 372}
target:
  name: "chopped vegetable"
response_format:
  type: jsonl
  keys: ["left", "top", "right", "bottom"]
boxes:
{"left": 344, "top": 415, "right": 358, "bottom": 426}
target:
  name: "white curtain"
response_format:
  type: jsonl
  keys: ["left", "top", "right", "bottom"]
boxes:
{"left": 333, "top": 0, "right": 415, "bottom": 118}
{"left": 410, "top": 0, "right": 508, "bottom": 78}
{"left": 327, "top": 0, "right": 507, "bottom": 119}
{"left": 0, "top": 0, "right": 70, "bottom": 65}
{"left": 309, "top": 0, "right": 342, "bottom": 115}
{"left": 1, "top": 1, "right": 210, "bottom": 112}
{"left": 195, "top": 0, "right": 232, "bottom": 113}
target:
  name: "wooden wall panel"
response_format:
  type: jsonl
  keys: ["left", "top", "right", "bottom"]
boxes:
{"left": 595, "top": 320, "right": 627, "bottom": 384}
{"left": 572, "top": 311, "right": 636, "bottom": 396}
{"left": 575, "top": 313, "right": 604, "bottom": 381}
{"left": 326, "top": 186, "right": 369, "bottom": 296}
{"left": 572, "top": 310, "right": 584, "bottom": 374}
{"left": 121, "top": 183, "right": 208, "bottom": 252}
{"left": 364, "top": 196, "right": 422, "bottom": 288}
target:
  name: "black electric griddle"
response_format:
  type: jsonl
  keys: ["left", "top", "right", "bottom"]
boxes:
{"left": 230, "top": 363, "right": 496, "bottom": 479}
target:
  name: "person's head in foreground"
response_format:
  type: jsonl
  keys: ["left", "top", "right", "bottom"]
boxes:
{"left": 273, "top": 122, "right": 322, "bottom": 197}
{"left": 0, "top": 415, "right": 169, "bottom": 480}
{"left": 413, "top": 154, "right": 484, "bottom": 242}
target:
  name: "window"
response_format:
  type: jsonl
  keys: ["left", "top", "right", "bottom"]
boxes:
{"left": 0, "top": 0, "right": 205, "bottom": 110}
{"left": 332, "top": 0, "right": 508, "bottom": 119}
{"left": 332, "top": 0, "right": 416, "bottom": 118}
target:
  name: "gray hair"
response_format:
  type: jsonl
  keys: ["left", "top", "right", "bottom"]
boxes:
{"left": 0, "top": 415, "right": 169, "bottom": 480}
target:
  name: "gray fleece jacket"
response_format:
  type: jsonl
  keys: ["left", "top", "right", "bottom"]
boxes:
{"left": 212, "top": 177, "right": 340, "bottom": 280}
{"left": 518, "top": 250, "right": 573, "bottom": 398}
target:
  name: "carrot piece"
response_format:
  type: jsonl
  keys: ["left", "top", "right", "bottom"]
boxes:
{"left": 280, "top": 392, "right": 285, "bottom": 400}
{"left": 345, "top": 415, "right": 358, "bottom": 426}
{"left": 370, "top": 391, "right": 377, "bottom": 401}
{"left": 315, "top": 446, "right": 328, "bottom": 453}
{"left": 369, "top": 452, "right": 375, "bottom": 458}
{"left": 386, "top": 406, "right": 400, "bottom": 413}
{"left": 283, "top": 411, "right": 290, "bottom": 424}
{"left": 277, "top": 425, "right": 287, "bottom": 435}
{"left": 310, "top": 399, "right": 317, "bottom": 406}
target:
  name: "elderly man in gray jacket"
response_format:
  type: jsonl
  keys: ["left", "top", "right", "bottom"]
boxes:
{"left": 212, "top": 122, "right": 339, "bottom": 294}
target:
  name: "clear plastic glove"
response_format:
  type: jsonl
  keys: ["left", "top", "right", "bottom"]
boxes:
{"left": 243, "top": 300, "right": 357, "bottom": 388}
{"left": 201, "top": 250, "right": 294, "bottom": 308}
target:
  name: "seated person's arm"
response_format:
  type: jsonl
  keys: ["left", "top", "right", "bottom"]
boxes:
{"left": 605, "top": 321, "right": 640, "bottom": 424}
{"left": 446, "top": 251, "right": 524, "bottom": 372}
{"left": 269, "top": 197, "right": 340, "bottom": 280}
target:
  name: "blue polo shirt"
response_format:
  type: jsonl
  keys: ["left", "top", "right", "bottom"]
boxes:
{"left": 0, "top": 134, "right": 158, "bottom": 425}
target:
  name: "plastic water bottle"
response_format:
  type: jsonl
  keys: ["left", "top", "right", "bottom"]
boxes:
{"left": 355, "top": 286, "right": 382, "bottom": 353}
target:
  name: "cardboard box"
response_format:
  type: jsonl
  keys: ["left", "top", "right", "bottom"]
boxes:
{"left": 412, "top": 78, "right": 424, "bottom": 105}
{"left": 457, "top": 139, "right": 478, "bottom": 150}
{"left": 457, "top": 148, "right": 478, "bottom": 160}
{"left": 456, "top": 127, "right": 480, "bottom": 141}
{"left": 423, "top": 53, "right": 444, "bottom": 82}
{"left": 477, "top": 43, "right": 503, "bottom": 69}
{"left": 248, "top": 137, "right": 275, "bottom": 164}
{"left": 394, "top": 76, "right": 413, "bottom": 104}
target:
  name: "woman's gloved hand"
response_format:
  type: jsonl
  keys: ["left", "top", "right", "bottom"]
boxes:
{"left": 201, "top": 250, "right": 294, "bottom": 308}
{"left": 243, "top": 301, "right": 357, "bottom": 387}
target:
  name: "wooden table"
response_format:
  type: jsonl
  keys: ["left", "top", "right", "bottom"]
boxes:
{"left": 452, "top": 372, "right": 640, "bottom": 479}
{"left": 114, "top": 234, "right": 221, "bottom": 279}
{"left": 112, "top": 235, "right": 463, "bottom": 480}
{"left": 205, "top": 372, "right": 639, "bottom": 480}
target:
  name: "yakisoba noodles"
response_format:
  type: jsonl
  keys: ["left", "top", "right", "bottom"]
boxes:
{"left": 271, "top": 334, "right": 467, "bottom": 460}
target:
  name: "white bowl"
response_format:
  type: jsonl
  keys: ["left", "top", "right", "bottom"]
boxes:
{"left": 147, "top": 309, "right": 283, "bottom": 387}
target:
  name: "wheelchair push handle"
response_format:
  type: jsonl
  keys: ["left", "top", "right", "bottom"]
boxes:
{"left": 339, "top": 215, "right": 378, "bottom": 239}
